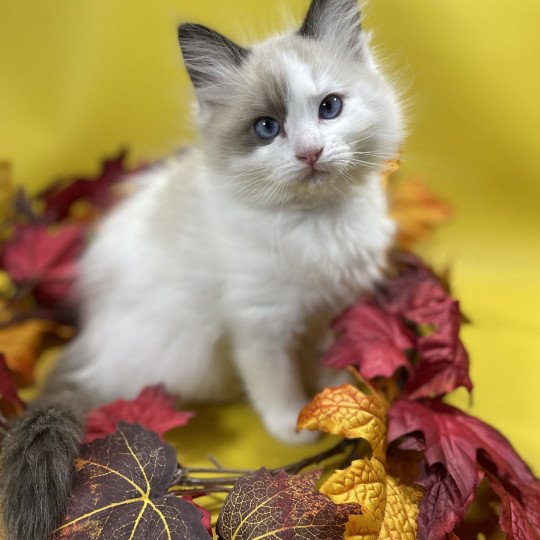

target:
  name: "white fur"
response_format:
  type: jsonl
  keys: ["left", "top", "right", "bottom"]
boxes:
{"left": 47, "top": 0, "right": 403, "bottom": 444}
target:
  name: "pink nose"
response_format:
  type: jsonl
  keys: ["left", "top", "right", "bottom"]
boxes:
{"left": 296, "top": 147, "right": 323, "bottom": 168}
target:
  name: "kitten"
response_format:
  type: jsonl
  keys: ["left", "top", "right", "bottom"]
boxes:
{"left": 0, "top": 0, "right": 403, "bottom": 538}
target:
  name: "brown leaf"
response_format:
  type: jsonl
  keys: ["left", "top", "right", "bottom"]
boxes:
{"left": 55, "top": 422, "right": 211, "bottom": 539}
{"left": 297, "top": 384, "right": 388, "bottom": 462}
{"left": 216, "top": 468, "right": 360, "bottom": 540}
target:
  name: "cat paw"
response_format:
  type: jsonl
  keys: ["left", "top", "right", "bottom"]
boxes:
{"left": 264, "top": 410, "right": 320, "bottom": 446}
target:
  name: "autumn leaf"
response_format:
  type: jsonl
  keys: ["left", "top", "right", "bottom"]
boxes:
{"left": 323, "top": 303, "right": 415, "bottom": 381}
{"left": 415, "top": 462, "right": 478, "bottom": 540}
{"left": 85, "top": 385, "right": 194, "bottom": 443}
{"left": 40, "top": 152, "right": 130, "bottom": 221}
{"left": 216, "top": 468, "right": 360, "bottom": 540}
{"left": 389, "top": 177, "right": 453, "bottom": 249}
{"left": 181, "top": 496, "right": 212, "bottom": 537}
{"left": 297, "top": 384, "right": 388, "bottom": 462}
{"left": 376, "top": 253, "right": 450, "bottom": 320}
{"left": 488, "top": 474, "right": 540, "bottom": 540}
{"left": 376, "top": 254, "right": 472, "bottom": 398}
{"left": 0, "top": 223, "right": 85, "bottom": 308}
{"left": 0, "top": 318, "right": 73, "bottom": 385}
{"left": 388, "top": 399, "right": 539, "bottom": 538}
{"left": 300, "top": 384, "right": 423, "bottom": 539}
{"left": 55, "top": 422, "right": 211, "bottom": 539}
{"left": 406, "top": 299, "right": 472, "bottom": 399}
{"left": 320, "top": 457, "right": 423, "bottom": 540}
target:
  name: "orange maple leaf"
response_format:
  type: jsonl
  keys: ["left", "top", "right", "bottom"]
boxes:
{"left": 0, "top": 319, "right": 73, "bottom": 386}
{"left": 389, "top": 177, "right": 453, "bottom": 249}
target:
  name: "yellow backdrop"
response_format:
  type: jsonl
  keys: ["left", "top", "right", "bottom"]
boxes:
{"left": 0, "top": 0, "right": 538, "bottom": 473}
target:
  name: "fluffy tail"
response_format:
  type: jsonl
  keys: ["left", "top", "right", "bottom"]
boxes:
{"left": 0, "top": 391, "right": 85, "bottom": 540}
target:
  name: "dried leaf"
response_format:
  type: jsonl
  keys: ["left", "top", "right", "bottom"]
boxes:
{"left": 323, "top": 303, "right": 415, "bottom": 380}
{"left": 1, "top": 223, "right": 85, "bottom": 307}
{"left": 320, "top": 457, "right": 423, "bottom": 540}
{"left": 216, "top": 468, "right": 360, "bottom": 540}
{"left": 85, "top": 385, "right": 194, "bottom": 443}
{"left": 0, "top": 318, "right": 73, "bottom": 385}
{"left": 55, "top": 422, "right": 211, "bottom": 539}
{"left": 297, "top": 384, "right": 388, "bottom": 462}
{"left": 389, "top": 178, "right": 453, "bottom": 249}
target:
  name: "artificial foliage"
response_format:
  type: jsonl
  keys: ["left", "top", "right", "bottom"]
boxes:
{"left": 0, "top": 154, "right": 538, "bottom": 539}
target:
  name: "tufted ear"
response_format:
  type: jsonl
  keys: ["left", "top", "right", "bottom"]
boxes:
{"left": 178, "top": 23, "right": 249, "bottom": 91}
{"left": 299, "top": 0, "right": 363, "bottom": 50}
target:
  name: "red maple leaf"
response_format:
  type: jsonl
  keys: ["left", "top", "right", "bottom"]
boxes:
{"left": 373, "top": 253, "right": 473, "bottom": 397}
{"left": 406, "top": 299, "right": 472, "bottom": 398}
{"left": 182, "top": 496, "right": 213, "bottom": 537}
{"left": 0, "top": 353, "right": 25, "bottom": 419}
{"left": 416, "top": 461, "right": 479, "bottom": 540}
{"left": 85, "top": 385, "right": 194, "bottom": 442}
{"left": 488, "top": 474, "right": 540, "bottom": 540}
{"left": 323, "top": 303, "right": 415, "bottom": 379}
{"left": 0, "top": 223, "right": 85, "bottom": 307}
{"left": 376, "top": 252, "right": 449, "bottom": 319}
{"left": 388, "top": 399, "right": 539, "bottom": 539}
{"left": 40, "top": 152, "right": 129, "bottom": 221}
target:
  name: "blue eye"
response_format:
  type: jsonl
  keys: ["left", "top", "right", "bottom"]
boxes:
{"left": 254, "top": 117, "right": 280, "bottom": 140}
{"left": 319, "top": 94, "right": 343, "bottom": 120}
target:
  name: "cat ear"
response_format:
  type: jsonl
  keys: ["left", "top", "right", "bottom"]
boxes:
{"left": 178, "top": 23, "right": 249, "bottom": 90}
{"left": 300, "top": 0, "right": 363, "bottom": 48}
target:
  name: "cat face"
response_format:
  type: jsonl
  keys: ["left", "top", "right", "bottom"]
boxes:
{"left": 179, "top": 0, "right": 403, "bottom": 207}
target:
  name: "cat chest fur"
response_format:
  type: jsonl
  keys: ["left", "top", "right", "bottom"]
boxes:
{"left": 204, "top": 172, "right": 395, "bottom": 318}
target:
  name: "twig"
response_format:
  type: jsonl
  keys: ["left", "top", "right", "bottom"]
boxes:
{"left": 170, "top": 438, "right": 356, "bottom": 491}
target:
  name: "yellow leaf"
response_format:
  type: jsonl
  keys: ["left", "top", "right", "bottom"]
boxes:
{"left": 0, "top": 319, "right": 73, "bottom": 385}
{"left": 297, "top": 384, "right": 388, "bottom": 461}
{"left": 389, "top": 177, "right": 453, "bottom": 249}
{"left": 321, "top": 457, "right": 423, "bottom": 540}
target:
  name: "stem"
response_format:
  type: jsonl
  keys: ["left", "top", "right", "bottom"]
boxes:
{"left": 169, "top": 439, "right": 356, "bottom": 491}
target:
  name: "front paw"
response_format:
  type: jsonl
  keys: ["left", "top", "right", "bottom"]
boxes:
{"left": 264, "top": 408, "right": 320, "bottom": 446}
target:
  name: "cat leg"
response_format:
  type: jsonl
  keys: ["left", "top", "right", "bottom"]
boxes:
{"left": 231, "top": 323, "right": 319, "bottom": 445}
{"left": 297, "top": 317, "right": 353, "bottom": 395}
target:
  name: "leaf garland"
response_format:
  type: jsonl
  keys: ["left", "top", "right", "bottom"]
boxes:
{"left": 0, "top": 152, "right": 537, "bottom": 539}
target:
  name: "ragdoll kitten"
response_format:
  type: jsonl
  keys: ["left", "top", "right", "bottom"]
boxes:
{"left": 0, "top": 0, "right": 403, "bottom": 538}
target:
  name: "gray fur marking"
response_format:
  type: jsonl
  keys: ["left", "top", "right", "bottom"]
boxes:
{"left": 0, "top": 392, "right": 85, "bottom": 540}
{"left": 178, "top": 23, "right": 250, "bottom": 89}
{"left": 299, "top": 0, "right": 362, "bottom": 39}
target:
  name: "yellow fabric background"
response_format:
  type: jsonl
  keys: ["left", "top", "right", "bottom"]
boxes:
{"left": 1, "top": 0, "right": 538, "bottom": 477}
